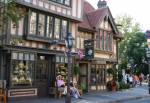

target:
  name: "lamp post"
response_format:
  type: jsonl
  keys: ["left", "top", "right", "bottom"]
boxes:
{"left": 146, "top": 48, "right": 150, "bottom": 94}
{"left": 65, "top": 33, "right": 74, "bottom": 103}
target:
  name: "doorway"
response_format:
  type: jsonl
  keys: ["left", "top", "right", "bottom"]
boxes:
{"left": 79, "top": 63, "right": 88, "bottom": 92}
{"left": 36, "top": 55, "right": 49, "bottom": 97}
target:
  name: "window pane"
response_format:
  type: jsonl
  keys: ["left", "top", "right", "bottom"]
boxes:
{"left": 65, "top": 0, "right": 70, "bottom": 5}
{"left": 61, "top": 20, "right": 67, "bottom": 40}
{"left": 61, "top": 56, "right": 64, "bottom": 63}
{"left": 24, "top": 53, "right": 29, "bottom": 60}
{"left": 18, "top": 53, "right": 23, "bottom": 60}
{"left": 57, "top": 0, "right": 63, "bottom": 3}
{"left": 54, "top": 18, "right": 60, "bottom": 39}
{"left": 38, "top": 14, "right": 45, "bottom": 36}
{"left": 29, "top": 12, "right": 37, "bottom": 34}
{"left": 46, "top": 16, "right": 53, "bottom": 38}
{"left": 30, "top": 54, "right": 35, "bottom": 61}
{"left": 12, "top": 52, "right": 18, "bottom": 60}
{"left": 56, "top": 56, "right": 60, "bottom": 62}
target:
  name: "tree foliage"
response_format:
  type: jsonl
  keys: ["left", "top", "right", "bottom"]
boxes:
{"left": 0, "top": 0, "right": 26, "bottom": 27}
{"left": 116, "top": 14, "right": 148, "bottom": 74}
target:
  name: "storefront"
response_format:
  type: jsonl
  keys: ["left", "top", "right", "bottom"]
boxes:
{"left": 0, "top": 46, "right": 75, "bottom": 98}
{"left": 90, "top": 64, "right": 107, "bottom": 91}
{"left": 89, "top": 59, "right": 116, "bottom": 91}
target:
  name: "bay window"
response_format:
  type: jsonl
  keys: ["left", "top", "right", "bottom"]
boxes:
{"left": 28, "top": 11, "right": 69, "bottom": 41}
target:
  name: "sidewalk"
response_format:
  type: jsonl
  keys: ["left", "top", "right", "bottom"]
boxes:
{"left": 8, "top": 84, "right": 150, "bottom": 103}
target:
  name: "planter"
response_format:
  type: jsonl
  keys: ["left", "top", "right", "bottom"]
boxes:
{"left": 106, "top": 80, "right": 117, "bottom": 91}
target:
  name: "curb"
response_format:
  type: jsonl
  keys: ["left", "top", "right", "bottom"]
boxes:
{"left": 101, "top": 95, "right": 150, "bottom": 103}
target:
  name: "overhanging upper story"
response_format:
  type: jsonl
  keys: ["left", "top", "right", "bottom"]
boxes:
{"left": 16, "top": 0, "right": 83, "bottom": 22}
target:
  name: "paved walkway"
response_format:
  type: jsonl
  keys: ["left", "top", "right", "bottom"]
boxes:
{"left": 8, "top": 84, "right": 150, "bottom": 103}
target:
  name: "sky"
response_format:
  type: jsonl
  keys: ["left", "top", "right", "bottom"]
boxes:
{"left": 86, "top": 0, "right": 150, "bottom": 32}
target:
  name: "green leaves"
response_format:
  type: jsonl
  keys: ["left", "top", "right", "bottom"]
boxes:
{"left": 116, "top": 14, "right": 147, "bottom": 74}
{"left": 2, "top": 0, "right": 26, "bottom": 27}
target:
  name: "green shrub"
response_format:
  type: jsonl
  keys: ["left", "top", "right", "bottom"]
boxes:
{"left": 73, "top": 65, "right": 80, "bottom": 75}
{"left": 119, "top": 82, "right": 130, "bottom": 90}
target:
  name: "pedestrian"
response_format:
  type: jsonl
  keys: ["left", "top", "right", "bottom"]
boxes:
{"left": 139, "top": 74, "right": 143, "bottom": 86}
{"left": 129, "top": 74, "right": 133, "bottom": 87}
{"left": 70, "top": 82, "right": 82, "bottom": 99}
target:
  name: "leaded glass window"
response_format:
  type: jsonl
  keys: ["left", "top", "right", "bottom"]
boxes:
{"left": 46, "top": 16, "right": 53, "bottom": 38}
{"left": 29, "top": 12, "right": 37, "bottom": 34}
{"left": 38, "top": 14, "right": 45, "bottom": 36}
{"left": 61, "top": 20, "right": 67, "bottom": 40}
{"left": 54, "top": 18, "right": 60, "bottom": 39}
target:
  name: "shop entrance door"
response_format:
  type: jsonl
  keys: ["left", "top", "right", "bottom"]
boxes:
{"left": 79, "top": 63, "right": 88, "bottom": 92}
{"left": 36, "top": 60, "right": 49, "bottom": 97}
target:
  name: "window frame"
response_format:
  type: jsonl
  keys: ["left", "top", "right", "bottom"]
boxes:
{"left": 10, "top": 52, "right": 36, "bottom": 87}
{"left": 28, "top": 10, "right": 69, "bottom": 42}
{"left": 50, "top": 0, "right": 71, "bottom": 7}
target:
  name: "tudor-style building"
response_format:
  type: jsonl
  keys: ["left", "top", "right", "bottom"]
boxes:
{"left": 0, "top": 0, "right": 83, "bottom": 98}
{"left": 76, "top": 0, "right": 122, "bottom": 92}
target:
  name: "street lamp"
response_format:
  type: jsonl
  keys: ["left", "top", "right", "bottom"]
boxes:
{"left": 65, "top": 32, "right": 74, "bottom": 103}
{"left": 146, "top": 48, "right": 150, "bottom": 94}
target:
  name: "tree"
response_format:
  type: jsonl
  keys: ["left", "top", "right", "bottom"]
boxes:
{"left": 115, "top": 14, "right": 148, "bottom": 75}
{"left": 0, "top": 0, "right": 26, "bottom": 33}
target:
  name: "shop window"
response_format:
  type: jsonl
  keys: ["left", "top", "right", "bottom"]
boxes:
{"left": 56, "top": 56, "right": 60, "bottom": 63}
{"left": 90, "top": 65, "right": 96, "bottom": 85}
{"left": 61, "top": 56, "right": 64, "bottom": 63}
{"left": 11, "top": 52, "right": 35, "bottom": 86}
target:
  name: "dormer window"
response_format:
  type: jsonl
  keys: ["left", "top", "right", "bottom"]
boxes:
{"left": 50, "top": 0, "right": 71, "bottom": 6}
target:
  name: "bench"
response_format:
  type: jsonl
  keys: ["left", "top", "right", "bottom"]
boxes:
{"left": 49, "top": 87, "right": 64, "bottom": 98}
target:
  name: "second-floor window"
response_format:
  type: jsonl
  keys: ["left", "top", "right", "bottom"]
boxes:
{"left": 95, "top": 29, "right": 113, "bottom": 51}
{"left": 61, "top": 20, "right": 67, "bottom": 40}
{"left": 46, "top": 16, "right": 53, "bottom": 38}
{"left": 29, "top": 11, "right": 69, "bottom": 41}
{"left": 50, "top": 0, "right": 71, "bottom": 6}
{"left": 38, "top": 14, "right": 45, "bottom": 36}
{"left": 29, "top": 12, "right": 37, "bottom": 35}
{"left": 54, "top": 18, "right": 61, "bottom": 39}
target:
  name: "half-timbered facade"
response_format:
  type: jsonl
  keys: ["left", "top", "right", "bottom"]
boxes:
{"left": 0, "top": 0, "right": 83, "bottom": 98}
{"left": 76, "top": 0, "right": 122, "bottom": 92}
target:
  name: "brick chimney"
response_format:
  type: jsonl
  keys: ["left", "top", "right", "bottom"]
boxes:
{"left": 97, "top": 0, "right": 107, "bottom": 8}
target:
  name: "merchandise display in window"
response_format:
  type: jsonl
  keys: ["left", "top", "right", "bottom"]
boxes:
{"left": 56, "top": 64, "right": 67, "bottom": 83}
{"left": 11, "top": 61, "right": 33, "bottom": 86}
{"left": 11, "top": 52, "right": 35, "bottom": 86}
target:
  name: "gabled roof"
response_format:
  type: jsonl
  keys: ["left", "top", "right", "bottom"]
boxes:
{"left": 79, "top": 1, "right": 119, "bottom": 35}
{"left": 87, "top": 7, "right": 108, "bottom": 29}
{"left": 78, "top": 1, "right": 95, "bottom": 31}
{"left": 84, "top": 1, "right": 95, "bottom": 13}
